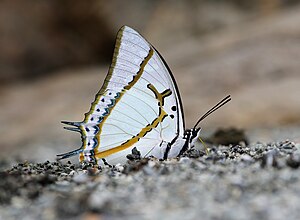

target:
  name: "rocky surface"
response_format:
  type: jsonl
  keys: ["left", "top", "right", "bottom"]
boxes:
{"left": 1, "top": 140, "right": 300, "bottom": 220}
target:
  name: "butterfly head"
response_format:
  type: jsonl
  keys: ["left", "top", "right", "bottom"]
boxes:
{"left": 183, "top": 95, "right": 231, "bottom": 152}
{"left": 184, "top": 127, "right": 202, "bottom": 150}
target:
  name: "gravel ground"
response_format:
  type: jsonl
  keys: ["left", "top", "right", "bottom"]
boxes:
{"left": 1, "top": 136, "right": 300, "bottom": 220}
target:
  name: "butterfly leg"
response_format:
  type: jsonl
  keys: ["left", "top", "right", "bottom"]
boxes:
{"left": 101, "top": 158, "right": 113, "bottom": 167}
{"left": 163, "top": 142, "right": 171, "bottom": 160}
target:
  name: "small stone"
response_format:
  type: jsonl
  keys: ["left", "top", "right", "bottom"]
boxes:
{"left": 261, "top": 150, "right": 278, "bottom": 168}
{"left": 147, "top": 160, "right": 157, "bottom": 168}
{"left": 185, "top": 149, "right": 205, "bottom": 158}
{"left": 159, "top": 165, "right": 169, "bottom": 175}
{"left": 179, "top": 157, "right": 190, "bottom": 164}
{"left": 240, "top": 154, "right": 254, "bottom": 162}
{"left": 142, "top": 166, "right": 155, "bottom": 176}
{"left": 88, "top": 192, "right": 112, "bottom": 213}
{"left": 286, "top": 154, "right": 300, "bottom": 169}
{"left": 126, "top": 147, "right": 141, "bottom": 161}
{"left": 73, "top": 171, "right": 89, "bottom": 184}
{"left": 114, "top": 163, "right": 124, "bottom": 172}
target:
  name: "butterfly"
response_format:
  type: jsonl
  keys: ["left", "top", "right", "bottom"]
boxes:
{"left": 57, "top": 26, "right": 231, "bottom": 165}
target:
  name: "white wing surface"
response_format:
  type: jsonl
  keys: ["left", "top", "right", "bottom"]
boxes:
{"left": 60, "top": 26, "right": 185, "bottom": 165}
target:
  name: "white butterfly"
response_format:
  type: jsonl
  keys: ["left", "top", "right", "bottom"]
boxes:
{"left": 58, "top": 26, "right": 231, "bottom": 165}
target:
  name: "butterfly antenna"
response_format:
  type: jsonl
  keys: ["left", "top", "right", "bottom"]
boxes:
{"left": 193, "top": 95, "right": 231, "bottom": 129}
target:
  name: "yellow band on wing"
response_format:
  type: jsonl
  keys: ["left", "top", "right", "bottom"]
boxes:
{"left": 95, "top": 84, "right": 171, "bottom": 159}
{"left": 79, "top": 46, "right": 155, "bottom": 163}
{"left": 94, "top": 48, "right": 154, "bottom": 152}
{"left": 83, "top": 26, "right": 125, "bottom": 123}
{"left": 95, "top": 110, "right": 167, "bottom": 158}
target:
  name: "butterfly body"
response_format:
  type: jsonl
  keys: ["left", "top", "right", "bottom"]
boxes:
{"left": 59, "top": 26, "right": 229, "bottom": 165}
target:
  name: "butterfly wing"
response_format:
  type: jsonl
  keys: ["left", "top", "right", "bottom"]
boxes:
{"left": 60, "top": 26, "right": 185, "bottom": 165}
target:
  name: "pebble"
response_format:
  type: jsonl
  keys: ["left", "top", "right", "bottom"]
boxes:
{"left": 286, "top": 154, "right": 300, "bottom": 169}
{"left": 240, "top": 154, "right": 254, "bottom": 162}
{"left": 73, "top": 171, "right": 89, "bottom": 184}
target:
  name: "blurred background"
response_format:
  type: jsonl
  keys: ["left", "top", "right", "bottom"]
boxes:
{"left": 0, "top": 0, "right": 299, "bottom": 162}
